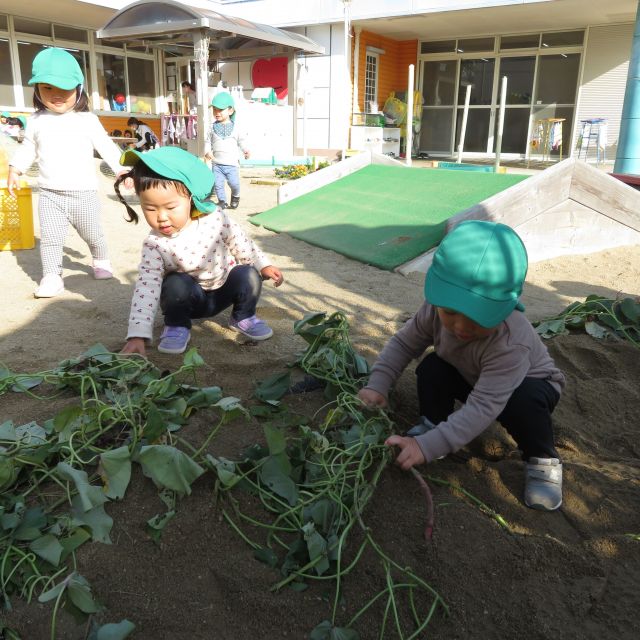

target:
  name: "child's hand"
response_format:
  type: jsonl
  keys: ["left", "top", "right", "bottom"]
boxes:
{"left": 204, "top": 152, "right": 213, "bottom": 162}
{"left": 357, "top": 388, "right": 387, "bottom": 409}
{"left": 121, "top": 338, "right": 146, "bottom": 356}
{"left": 244, "top": 150, "right": 250, "bottom": 159}
{"left": 385, "top": 435, "right": 426, "bottom": 471}
{"left": 260, "top": 265, "right": 284, "bottom": 287}
{"left": 7, "top": 168, "right": 21, "bottom": 198}
{"left": 115, "top": 170, "right": 134, "bottom": 191}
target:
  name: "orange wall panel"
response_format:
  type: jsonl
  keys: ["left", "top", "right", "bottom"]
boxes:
{"left": 355, "top": 31, "right": 417, "bottom": 113}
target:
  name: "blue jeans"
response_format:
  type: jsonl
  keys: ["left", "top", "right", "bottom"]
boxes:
{"left": 159, "top": 265, "right": 262, "bottom": 329}
{"left": 213, "top": 163, "right": 240, "bottom": 204}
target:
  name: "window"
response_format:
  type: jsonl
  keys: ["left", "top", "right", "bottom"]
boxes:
{"left": 364, "top": 52, "right": 378, "bottom": 112}
{"left": 17, "top": 42, "right": 46, "bottom": 105}
{"left": 458, "top": 59, "right": 495, "bottom": 105}
{"left": 53, "top": 24, "right": 88, "bottom": 43}
{"left": 13, "top": 17, "right": 52, "bottom": 38}
{"left": 541, "top": 31, "right": 584, "bottom": 48}
{"left": 128, "top": 57, "right": 155, "bottom": 114}
{"left": 421, "top": 40, "right": 455, "bottom": 54}
{"left": 96, "top": 52, "right": 126, "bottom": 111}
{"left": 500, "top": 34, "right": 539, "bottom": 50}
{"left": 456, "top": 37, "right": 495, "bottom": 53}
{"left": 0, "top": 38, "right": 14, "bottom": 105}
{"left": 0, "top": 15, "right": 8, "bottom": 31}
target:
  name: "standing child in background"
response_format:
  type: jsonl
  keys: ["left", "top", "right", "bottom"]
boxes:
{"left": 113, "top": 146, "right": 283, "bottom": 356}
{"left": 127, "top": 117, "right": 158, "bottom": 151}
{"left": 358, "top": 220, "right": 566, "bottom": 511}
{"left": 7, "top": 48, "right": 127, "bottom": 298}
{"left": 204, "top": 92, "right": 249, "bottom": 209}
{"left": 180, "top": 80, "right": 197, "bottom": 115}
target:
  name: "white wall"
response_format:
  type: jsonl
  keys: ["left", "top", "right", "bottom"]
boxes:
{"left": 575, "top": 23, "right": 634, "bottom": 160}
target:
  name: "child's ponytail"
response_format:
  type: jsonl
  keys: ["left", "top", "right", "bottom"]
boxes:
{"left": 114, "top": 170, "right": 139, "bottom": 223}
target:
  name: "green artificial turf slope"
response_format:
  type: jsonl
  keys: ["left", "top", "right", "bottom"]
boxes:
{"left": 250, "top": 164, "right": 528, "bottom": 270}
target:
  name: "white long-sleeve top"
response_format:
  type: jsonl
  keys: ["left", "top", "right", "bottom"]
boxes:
{"left": 127, "top": 210, "right": 272, "bottom": 340}
{"left": 10, "top": 110, "right": 123, "bottom": 190}
{"left": 205, "top": 121, "right": 248, "bottom": 166}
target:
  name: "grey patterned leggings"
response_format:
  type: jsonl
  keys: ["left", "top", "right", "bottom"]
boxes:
{"left": 38, "top": 188, "right": 108, "bottom": 276}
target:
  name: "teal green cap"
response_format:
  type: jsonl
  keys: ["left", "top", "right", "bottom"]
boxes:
{"left": 17, "top": 116, "right": 27, "bottom": 129}
{"left": 211, "top": 92, "right": 234, "bottom": 109}
{"left": 1, "top": 111, "right": 9, "bottom": 118}
{"left": 29, "top": 48, "right": 84, "bottom": 90}
{"left": 120, "top": 146, "right": 216, "bottom": 214}
{"left": 425, "top": 220, "right": 528, "bottom": 328}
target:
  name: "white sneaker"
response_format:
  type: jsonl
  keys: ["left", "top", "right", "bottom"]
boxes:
{"left": 524, "top": 457, "right": 563, "bottom": 511}
{"left": 34, "top": 274, "right": 64, "bottom": 298}
{"left": 92, "top": 259, "right": 113, "bottom": 280}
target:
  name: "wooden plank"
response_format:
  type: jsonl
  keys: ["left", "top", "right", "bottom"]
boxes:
{"left": 446, "top": 157, "right": 575, "bottom": 231}
{"left": 569, "top": 161, "right": 640, "bottom": 231}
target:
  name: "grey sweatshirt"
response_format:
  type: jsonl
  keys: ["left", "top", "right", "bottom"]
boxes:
{"left": 364, "top": 302, "right": 565, "bottom": 462}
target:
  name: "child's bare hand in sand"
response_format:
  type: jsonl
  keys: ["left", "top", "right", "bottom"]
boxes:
{"left": 121, "top": 338, "right": 146, "bottom": 357}
{"left": 260, "top": 265, "right": 284, "bottom": 287}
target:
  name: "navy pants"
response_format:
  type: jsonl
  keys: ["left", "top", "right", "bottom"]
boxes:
{"left": 415, "top": 352, "right": 560, "bottom": 461}
{"left": 160, "top": 265, "right": 261, "bottom": 329}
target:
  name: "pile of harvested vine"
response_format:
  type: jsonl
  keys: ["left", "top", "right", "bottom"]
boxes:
{"left": 534, "top": 294, "right": 640, "bottom": 347}
{"left": 1, "top": 312, "right": 456, "bottom": 639}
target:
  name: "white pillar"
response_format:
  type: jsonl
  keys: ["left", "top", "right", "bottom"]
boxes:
{"left": 406, "top": 64, "right": 414, "bottom": 166}
{"left": 494, "top": 76, "right": 507, "bottom": 172}
{"left": 457, "top": 84, "right": 472, "bottom": 163}
{"left": 342, "top": 0, "right": 352, "bottom": 161}
{"left": 193, "top": 29, "right": 210, "bottom": 159}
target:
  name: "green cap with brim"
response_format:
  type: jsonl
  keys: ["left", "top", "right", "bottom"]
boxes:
{"left": 211, "top": 92, "right": 235, "bottom": 109}
{"left": 120, "top": 146, "right": 216, "bottom": 214}
{"left": 1, "top": 111, "right": 9, "bottom": 118}
{"left": 29, "top": 47, "right": 84, "bottom": 90}
{"left": 424, "top": 220, "right": 528, "bottom": 328}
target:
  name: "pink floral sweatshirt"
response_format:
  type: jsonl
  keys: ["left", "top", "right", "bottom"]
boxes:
{"left": 127, "top": 210, "right": 271, "bottom": 340}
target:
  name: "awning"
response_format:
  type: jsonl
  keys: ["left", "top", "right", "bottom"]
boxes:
{"left": 96, "top": 0, "right": 325, "bottom": 60}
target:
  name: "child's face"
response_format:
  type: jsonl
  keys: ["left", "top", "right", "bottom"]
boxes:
{"left": 213, "top": 106, "right": 233, "bottom": 122}
{"left": 139, "top": 184, "right": 193, "bottom": 237}
{"left": 436, "top": 307, "right": 498, "bottom": 342}
{"left": 37, "top": 84, "right": 77, "bottom": 113}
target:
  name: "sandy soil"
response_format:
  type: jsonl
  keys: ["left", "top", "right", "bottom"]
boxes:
{"left": 1, "top": 157, "right": 639, "bottom": 639}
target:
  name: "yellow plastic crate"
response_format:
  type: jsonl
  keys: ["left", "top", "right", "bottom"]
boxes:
{"left": 0, "top": 181, "right": 35, "bottom": 251}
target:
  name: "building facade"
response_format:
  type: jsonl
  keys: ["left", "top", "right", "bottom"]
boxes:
{"left": 1, "top": 0, "right": 637, "bottom": 162}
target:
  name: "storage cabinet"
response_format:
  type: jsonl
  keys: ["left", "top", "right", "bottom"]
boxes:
{"left": 350, "top": 126, "right": 400, "bottom": 157}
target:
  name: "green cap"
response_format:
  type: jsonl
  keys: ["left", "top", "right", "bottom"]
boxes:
{"left": 29, "top": 48, "right": 84, "bottom": 90}
{"left": 1, "top": 111, "right": 9, "bottom": 118}
{"left": 424, "top": 220, "right": 528, "bottom": 328}
{"left": 211, "top": 92, "right": 235, "bottom": 109}
{"left": 120, "top": 146, "right": 216, "bottom": 214}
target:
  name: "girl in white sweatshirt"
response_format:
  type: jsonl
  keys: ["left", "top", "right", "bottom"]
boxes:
{"left": 8, "top": 48, "right": 126, "bottom": 298}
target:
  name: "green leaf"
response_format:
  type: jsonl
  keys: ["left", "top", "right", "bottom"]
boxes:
{"left": 143, "top": 403, "right": 166, "bottom": 443}
{"left": 259, "top": 456, "right": 298, "bottom": 505}
{"left": 264, "top": 424, "right": 287, "bottom": 455}
{"left": 137, "top": 445, "right": 205, "bottom": 495}
{"left": 59, "top": 527, "right": 92, "bottom": 560}
{"left": 254, "top": 371, "right": 291, "bottom": 403}
{"left": 93, "top": 620, "right": 136, "bottom": 640}
{"left": 52, "top": 405, "right": 84, "bottom": 441}
{"left": 71, "top": 496, "right": 113, "bottom": 544}
{"left": 302, "top": 522, "right": 330, "bottom": 575}
{"left": 208, "top": 456, "right": 242, "bottom": 488}
{"left": 11, "top": 376, "right": 43, "bottom": 392}
{"left": 585, "top": 321, "right": 609, "bottom": 340}
{"left": 67, "top": 573, "right": 101, "bottom": 614}
{"left": 0, "top": 453, "right": 18, "bottom": 492}
{"left": 29, "top": 534, "right": 64, "bottom": 566}
{"left": 310, "top": 621, "right": 360, "bottom": 640}
{"left": 146, "top": 510, "right": 176, "bottom": 543}
{"left": 534, "top": 318, "right": 568, "bottom": 338}
{"left": 14, "top": 506, "right": 47, "bottom": 541}
{"left": 619, "top": 297, "right": 640, "bottom": 323}
{"left": 100, "top": 447, "right": 132, "bottom": 500}
{"left": 183, "top": 348, "right": 205, "bottom": 368}
{"left": 185, "top": 386, "right": 223, "bottom": 409}
{"left": 57, "top": 462, "right": 108, "bottom": 512}
{"left": 253, "top": 546, "right": 278, "bottom": 568}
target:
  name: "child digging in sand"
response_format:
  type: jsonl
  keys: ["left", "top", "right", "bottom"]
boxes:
{"left": 358, "top": 220, "right": 565, "bottom": 511}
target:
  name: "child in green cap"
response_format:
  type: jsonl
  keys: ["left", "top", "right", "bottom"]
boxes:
{"left": 204, "top": 92, "right": 249, "bottom": 209}
{"left": 358, "top": 220, "right": 565, "bottom": 511}
{"left": 7, "top": 47, "right": 127, "bottom": 297}
{"left": 114, "top": 146, "right": 283, "bottom": 356}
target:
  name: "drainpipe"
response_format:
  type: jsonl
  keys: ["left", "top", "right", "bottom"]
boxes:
{"left": 614, "top": 0, "right": 640, "bottom": 175}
